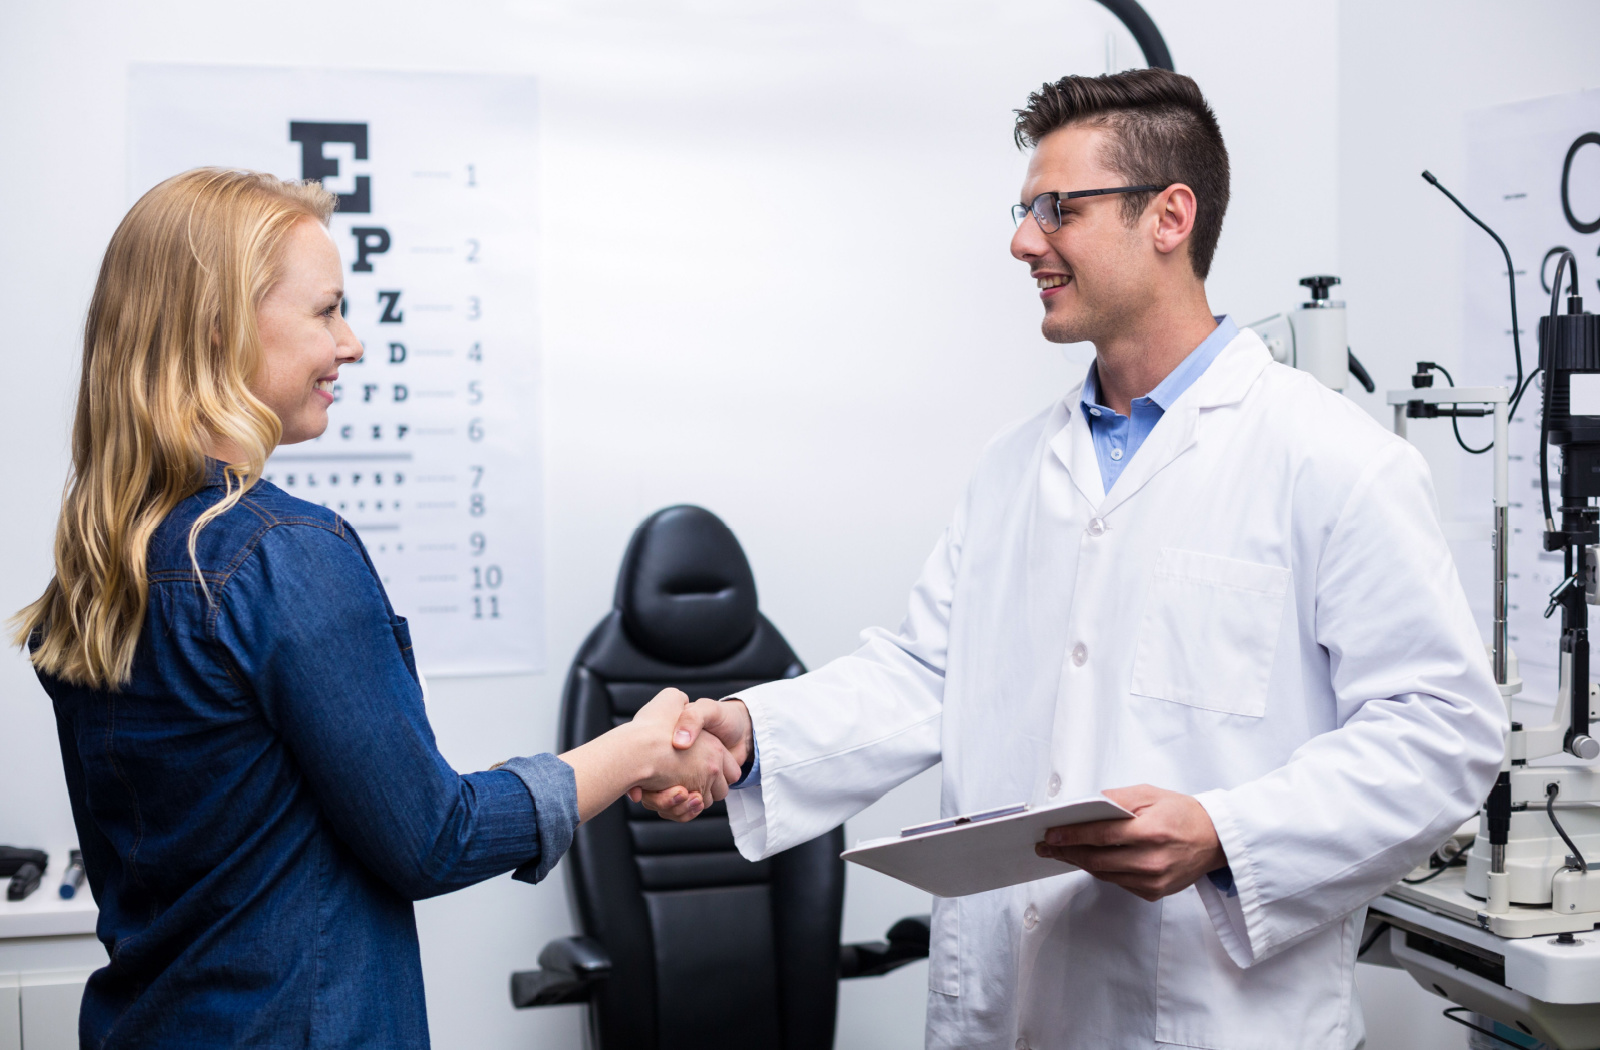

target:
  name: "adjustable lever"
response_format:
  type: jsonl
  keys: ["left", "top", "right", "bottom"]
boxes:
{"left": 1548, "top": 572, "right": 1581, "bottom": 619}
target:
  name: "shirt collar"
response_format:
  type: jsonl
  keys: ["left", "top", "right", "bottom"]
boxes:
{"left": 1079, "top": 314, "right": 1237, "bottom": 416}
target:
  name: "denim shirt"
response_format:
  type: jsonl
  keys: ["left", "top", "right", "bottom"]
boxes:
{"left": 38, "top": 464, "right": 577, "bottom": 1050}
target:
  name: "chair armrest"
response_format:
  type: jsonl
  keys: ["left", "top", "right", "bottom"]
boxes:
{"left": 840, "top": 913, "right": 930, "bottom": 979}
{"left": 510, "top": 935, "right": 613, "bottom": 1008}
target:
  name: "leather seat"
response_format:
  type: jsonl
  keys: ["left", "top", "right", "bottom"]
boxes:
{"left": 510, "top": 505, "right": 927, "bottom": 1050}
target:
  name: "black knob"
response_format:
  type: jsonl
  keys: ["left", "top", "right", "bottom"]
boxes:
{"left": 1300, "top": 275, "right": 1341, "bottom": 300}
{"left": 7, "top": 862, "right": 41, "bottom": 901}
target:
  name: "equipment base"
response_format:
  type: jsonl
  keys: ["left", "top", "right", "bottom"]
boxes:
{"left": 1390, "top": 867, "right": 1600, "bottom": 938}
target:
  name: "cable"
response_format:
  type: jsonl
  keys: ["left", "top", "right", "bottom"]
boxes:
{"left": 1399, "top": 835, "right": 1474, "bottom": 884}
{"left": 1546, "top": 782, "right": 1589, "bottom": 874}
{"left": 1424, "top": 362, "right": 1495, "bottom": 455}
{"left": 1422, "top": 172, "right": 1531, "bottom": 424}
{"left": 1401, "top": 864, "right": 1453, "bottom": 885}
{"left": 1516, "top": 366, "right": 1543, "bottom": 424}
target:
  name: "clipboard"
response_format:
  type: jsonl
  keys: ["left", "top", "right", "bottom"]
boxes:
{"left": 840, "top": 796, "right": 1133, "bottom": 898}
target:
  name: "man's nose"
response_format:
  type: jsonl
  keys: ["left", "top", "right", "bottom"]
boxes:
{"left": 1011, "top": 216, "right": 1047, "bottom": 262}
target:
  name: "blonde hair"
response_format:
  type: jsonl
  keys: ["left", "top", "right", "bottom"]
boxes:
{"left": 12, "top": 167, "right": 336, "bottom": 689}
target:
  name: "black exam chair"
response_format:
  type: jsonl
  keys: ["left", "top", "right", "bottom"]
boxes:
{"left": 510, "top": 505, "right": 929, "bottom": 1050}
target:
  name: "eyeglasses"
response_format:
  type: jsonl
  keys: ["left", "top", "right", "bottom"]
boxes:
{"left": 1011, "top": 185, "right": 1161, "bottom": 233}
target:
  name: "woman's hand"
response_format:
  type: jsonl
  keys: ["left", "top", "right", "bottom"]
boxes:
{"left": 558, "top": 688, "right": 740, "bottom": 824}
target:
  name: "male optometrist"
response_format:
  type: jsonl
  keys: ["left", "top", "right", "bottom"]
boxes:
{"left": 642, "top": 69, "right": 1505, "bottom": 1049}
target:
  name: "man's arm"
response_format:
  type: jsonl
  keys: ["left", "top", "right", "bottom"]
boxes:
{"left": 638, "top": 507, "right": 966, "bottom": 858}
{"left": 1093, "top": 442, "right": 1503, "bottom": 966}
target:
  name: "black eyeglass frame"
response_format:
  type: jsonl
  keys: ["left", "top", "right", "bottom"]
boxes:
{"left": 1012, "top": 185, "right": 1162, "bottom": 232}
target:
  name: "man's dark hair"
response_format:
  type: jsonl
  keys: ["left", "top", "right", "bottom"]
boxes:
{"left": 1014, "top": 69, "right": 1229, "bottom": 280}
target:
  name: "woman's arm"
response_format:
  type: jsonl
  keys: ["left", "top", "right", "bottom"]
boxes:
{"left": 217, "top": 522, "right": 734, "bottom": 897}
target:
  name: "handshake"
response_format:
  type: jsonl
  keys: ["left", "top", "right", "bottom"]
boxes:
{"left": 627, "top": 689, "right": 755, "bottom": 820}
{"left": 561, "top": 688, "right": 755, "bottom": 824}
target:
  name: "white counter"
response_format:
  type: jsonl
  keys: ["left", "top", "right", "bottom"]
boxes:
{"left": 0, "top": 885, "right": 96, "bottom": 942}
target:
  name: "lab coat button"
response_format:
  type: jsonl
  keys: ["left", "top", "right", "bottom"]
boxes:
{"left": 1087, "top": 517, "right": 1106, "bottom": 536}
{"left": 1071, "top": 643, "right": 1087, "bottom": 666}
{"left": 1047, "top": 772, "right": 1061, "bottom": 796}
{"left": 1023, "top": 905, "right": 1039, "bottom": 930}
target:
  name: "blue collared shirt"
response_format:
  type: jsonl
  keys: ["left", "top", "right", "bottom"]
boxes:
{"left": 1079, "top": 315, "right": 1237, "bottom": 491}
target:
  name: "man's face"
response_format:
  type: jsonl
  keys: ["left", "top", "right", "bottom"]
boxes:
{"left": 1010, "top": 124, "right": 1154, "bottom": 345}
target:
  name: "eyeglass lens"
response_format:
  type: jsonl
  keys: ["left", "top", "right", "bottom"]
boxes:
{"left": 1012, "top": 194, "right": 1062, "bottom": 233}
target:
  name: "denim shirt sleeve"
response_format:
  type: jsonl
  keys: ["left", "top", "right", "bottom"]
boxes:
{"left": 214, "top": 522, "right": 577, "bottom": 898}
{"left": 499, "top": 755, "right": 579, "bottom": 884}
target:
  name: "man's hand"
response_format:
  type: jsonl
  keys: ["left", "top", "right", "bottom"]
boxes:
{"left": 628, "top": 698, "right": 753, "bottom": 822}
{"left": 1033, "top": 784, "right": 1226, "bottom": 902}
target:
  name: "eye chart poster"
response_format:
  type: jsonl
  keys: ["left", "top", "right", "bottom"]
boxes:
{"left": 129, "top": 66, "right": 544, "bottom": 676}
{"left": 1464, "top": 88, "right": 1600, "bottom": 705}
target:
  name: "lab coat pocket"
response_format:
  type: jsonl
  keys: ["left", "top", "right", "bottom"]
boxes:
{"left": 1155, "top": 888, "right": 1353, "bottom": 1050}
{"left": 1129, "top": 548, "right": 1289, "bottom": 718}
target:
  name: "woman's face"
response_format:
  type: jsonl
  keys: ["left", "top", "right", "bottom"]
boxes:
{"left": 254, "top": 219, "right": 363, "bottom": 445}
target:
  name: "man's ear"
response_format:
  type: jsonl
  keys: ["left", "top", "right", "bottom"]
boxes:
{"left": 1151, "top": 183, "right": 1197, "bottom": 263}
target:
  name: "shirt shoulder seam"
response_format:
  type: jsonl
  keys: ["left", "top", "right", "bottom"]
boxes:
{"left": 203, "top": 515, "right": 356, "bottom": 637}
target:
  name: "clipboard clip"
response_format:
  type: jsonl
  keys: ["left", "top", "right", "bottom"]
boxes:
{"left": 900, "top": 803, "right": 1030, "bottom": 838}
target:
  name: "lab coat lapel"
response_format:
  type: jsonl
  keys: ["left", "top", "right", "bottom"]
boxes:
{"left": 1095, "top": 332, "right": 1272, "bottom": 519}
{"left": 1048, "top": 391, "right": 1106, "bottom": 507}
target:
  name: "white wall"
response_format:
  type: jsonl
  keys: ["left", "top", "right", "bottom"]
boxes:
{"left": 0, "top": 1, "right": 1375, "bottom": 1048}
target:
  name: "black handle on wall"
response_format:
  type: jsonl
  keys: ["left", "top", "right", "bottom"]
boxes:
{"left": 1092, "top": 0, "right": 1175, "bottom": 71}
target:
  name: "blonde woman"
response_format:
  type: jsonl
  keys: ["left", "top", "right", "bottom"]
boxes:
{"left": 14, "top": 168, "right": 734, "bottom": 1049}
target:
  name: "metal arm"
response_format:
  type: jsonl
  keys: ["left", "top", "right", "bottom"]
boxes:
{"left": 1091, "top": 0, "right": 1174, "bottom": 71}
{"left": 510, "top": 935, "right": 613, "bottom": 1008}
{"left": 840, "top": 914, "right": 931, "bottom": 979}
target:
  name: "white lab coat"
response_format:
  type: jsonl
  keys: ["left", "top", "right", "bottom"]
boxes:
{"left": 725, "top": 331, "right": 1506, "bottom": 1050}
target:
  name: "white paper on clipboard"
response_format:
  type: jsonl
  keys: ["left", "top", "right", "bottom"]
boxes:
{"left": 841, "top": 796, "right": 1133, "bottom": 898}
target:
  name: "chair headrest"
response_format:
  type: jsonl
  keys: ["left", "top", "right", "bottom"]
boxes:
{"left": 615, "top": 505, "right": 759, "bottom": 666}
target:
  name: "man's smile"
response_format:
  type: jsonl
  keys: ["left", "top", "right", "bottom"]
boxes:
{"left": 1035, "top": 272, "right": 1072, "bottom": 297}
